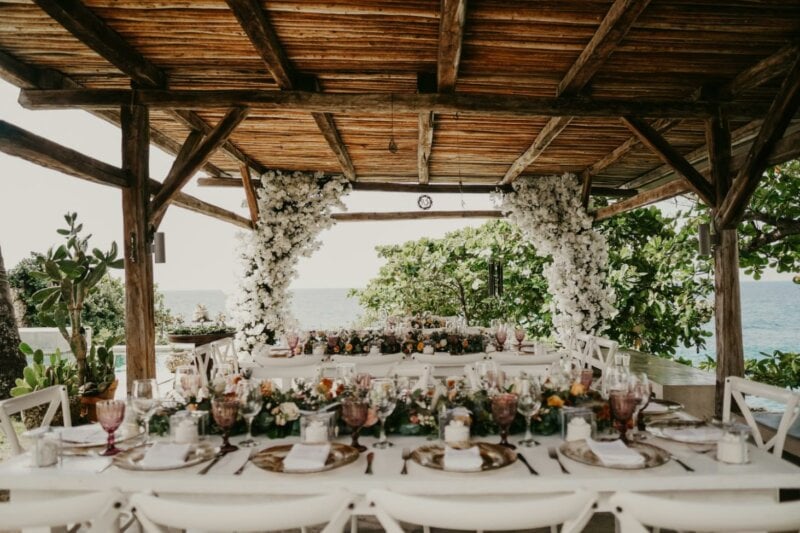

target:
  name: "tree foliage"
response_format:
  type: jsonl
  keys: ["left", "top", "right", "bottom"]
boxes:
{"left": 354, "top": 207, "right": 714, "bottom": 358}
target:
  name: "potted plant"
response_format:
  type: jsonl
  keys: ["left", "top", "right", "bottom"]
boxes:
{"left": 168, "top": 308, "right": 235, "bottom": 345}
{"left": 29, "top": 213, "right": 123, "bottom": 387}
{"left": 79, "top": 336, "right": 120, "bottom": 421}
{"left": 11, "top": 344, "right": 80, "bottom": 429}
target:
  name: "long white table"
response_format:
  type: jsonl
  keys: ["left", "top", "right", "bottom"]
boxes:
{"left": 2, "top": 433, "right": 799, "bottom": 515}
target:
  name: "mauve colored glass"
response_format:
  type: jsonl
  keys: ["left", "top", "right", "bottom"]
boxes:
{"left": 96, "top": 400, "right": 125, "bottom": 456}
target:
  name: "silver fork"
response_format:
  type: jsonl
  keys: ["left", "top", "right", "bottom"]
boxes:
{"left": 234, "top": 449, "right": 258, "bottom": 475}
{"left": 547, "top": 447, "right": 569, "bottom": 474}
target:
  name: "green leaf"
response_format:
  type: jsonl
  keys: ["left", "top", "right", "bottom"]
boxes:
{"left": 31, "top": 286, "right": 59, "bottom": 303}
{"left": 57, "top": 229, "right": 70, "bottom": 235}
{"left": 18, "top": 343, "right": 33, "bottom": 356}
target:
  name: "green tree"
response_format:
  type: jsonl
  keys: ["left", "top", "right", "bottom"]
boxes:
{"left": 7, "top": 252, "right": 47, "bottom": 326}
{"left": 0, "top": 245, "right": 26, "bottom": 399}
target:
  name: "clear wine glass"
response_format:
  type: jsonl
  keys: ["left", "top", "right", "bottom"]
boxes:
{"left": 286, "top": 330, "right": 300, "bottom": 356}
{"left": 516, "top": 377, "right": 541, "bottom": 447}
{"left": 335, "top": 363, "right": 357, "bottom": 388}
{"left": 491, "top": 392, "right": 518, "bottom": 449}
{"left": 96, "top": 399, "right": 126, "bottom": 456}
{"left": 630, "top": 373, "right": 652, "bottom": 437}
{"left": 132, "top": 379, "right": 159, "bottom": 444}
{"left": 211, "top": 398, "right": 240, "bottom": 453}
{"left": 369, "top": 378, "right": 397, "bottom": 448}
{"left": 341, "top": 398, "right": 369, "bottom": 452}
{"left": 475, "top": 360, "right": 501, "bottom": 392}
{"left": 174, "top": 365, "right": 201, "bottom": 403}
{"left": 514, "top": 326, "right": 526, "bottom": 350}
{"left": 236, "top": 380, "right": 262, "bottom": 447}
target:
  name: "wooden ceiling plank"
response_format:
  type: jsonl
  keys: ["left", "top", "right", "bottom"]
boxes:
{"left": 18, "top": 89, "right": 764, "bottom": 120}
{"left": 149, "top": 107, "right": 250, "bottom": 227}
{"left": 502, "top": 0, "right": 651, "bottom": 184}
{"left": 621, "top": 115, "right": 716, "bottom": 206}
{"left": 0, "top": 118, "right": 249, "bottom": 229}
{"left": 590, "top": 45, "right": 800, "bottom": 190}
{"left": 333, "top": 210, "right": 503, "bottom": 222}
{"left": 594, "top": 180, "right": 690, "bottom": 221}
{"left": 717, "top": 53, "right": 800, "bottom": 228}
{"left": 31, "top": 0, "right": 262, "bottom": 178}
{"left": 437, "top": 0, "right": 467, "bottom": 93}
{"left": 0, "top": 119, "right": 129, "bottom": 188}
{"left": 240, "top": 163, "right": 260, "bottom": 226}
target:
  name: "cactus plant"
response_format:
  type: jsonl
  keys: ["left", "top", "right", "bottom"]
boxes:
{"left": 81, "top": 336, "right": 119, "bottom": 396}
{"left": 11, "top": 343, "right": 79, "bottom": 398}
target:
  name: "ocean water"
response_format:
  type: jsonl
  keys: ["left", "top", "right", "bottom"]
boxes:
{"left": 163, "top": 281, "right": 800, "bottom": 364}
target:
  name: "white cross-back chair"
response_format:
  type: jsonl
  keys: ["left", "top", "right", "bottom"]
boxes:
{"left": 210, "top": 337, "right": 239, "bottom": 374}
{"left": 367, "top": 489, "right": 597, "bottom": 533}
{"left": 0, "top": 384, "right": 72, "bottom": 455}
{"left": 610, "top": 491, "right": 800, "bottom": 532}
{"left": 0, "top": 489, "right": 123, "bottom": 532}
{"left": 389, "top": 363, "right": 433, "bottom": 389}
{"left": 723, "top": 375, "right": 800, "bottom": 457}
{"left": 131, "top": 490, "right": 354, "bottom": 533}
{"left": 574, "top": 333, "right": 594, "bottom": 363}
{"left": 192, "top": 342, "right": 214, "bottom": 387}
{"left": 585, "top": 335, "right": 618, "bottom": 373}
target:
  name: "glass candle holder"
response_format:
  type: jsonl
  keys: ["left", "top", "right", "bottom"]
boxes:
{"left": 439, "top": 407, "right": 472, "bottom": 445}
{"left": 716, "top": 423, "right": 751, "bottom": 464}
{"left": 29, "top": 427, "right": 61, "bottom": 467}
{"left": 560, "top": 407, "right": 596, "bottom": 442}
{"left": 300, "top": 411, "right": 335, "bottom": 444}
{"left": 170, "top": 410, "right": 199, "bottom": 444}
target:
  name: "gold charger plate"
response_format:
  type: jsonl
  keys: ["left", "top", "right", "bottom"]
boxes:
{"left": 411, "top": 442, "right": 517, "bottom": 472}
{"left": 60, "top": 426, "right": 145, "bottom": 450}
{"left": 559, "top": 439, "right": 670, "bottom": 470}
{"left": 251, "top": 443, "right": 360, "bottom": 473}
{"left": 112, "top": 442, "right": 217, "bottom": 471}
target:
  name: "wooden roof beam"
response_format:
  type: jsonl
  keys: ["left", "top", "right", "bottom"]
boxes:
{"left": 0, "top": 119, "right": 250, "bottom": 229}
{"left": 502, "top": 0, "right": 651, "bottom": 185}
{"left": 333, "top": 210, "right": 503, "bottom": 222}
{"left": 240, "top": 164, "right": 260, "bottom": 225}
{"left": 437, "top": 0, "right": 467, "bottom": 93}
{"left": 32, "top": 0, "right": 263, "bottom": 177}
{"left": 594, "top": 180, "right": 690, "bottom": 221}
{"left": 717, "top": 53, "right": 800, "bottom": 229}
{"left": 225, "top": 0, "right": 355, "bottom": 181}
{"left": 584, "top": 44, "right": 800, "bottom": 191}
{"left": 621, "top": 116, "right": 716, "bottom": 206}
{"left": 149, "top": 107, "right": 250, "bottom": 228}
{"left": 25, "top": 89, "right": 763, "bottom": 118}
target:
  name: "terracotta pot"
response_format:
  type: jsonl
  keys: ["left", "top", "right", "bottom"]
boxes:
{"left": 80, "top": 380, "right": 119, "bottom": 422}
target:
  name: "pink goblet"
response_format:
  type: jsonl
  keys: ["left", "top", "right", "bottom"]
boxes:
{"left": 491, "top": 393, "right": 518, "bottom": 449}
{"left": 96, "top": 400, "right": 126, "bottom": 456}
{"left": 211, "top": 398, "right": 240, "bottom": 453}
{"left": 610, "top": 391, "right": 638, "bottom": 444}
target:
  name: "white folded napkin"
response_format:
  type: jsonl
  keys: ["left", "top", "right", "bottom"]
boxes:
{"left": 586, "top": 438, "right": 645, "bottom": 467}
{"left": 138, "top": 443, "right": 192, "bottom": 469}
{"left": 443, "top": 446, "right": 483, "bottom": 472}
{"left": 642, "top": 402, "right": 670, "bottom": 414}
{"left": 207, "top": 448, "right": 251, "bottom": 475}
{"left": 57, "top": 425, "right": 108, "bottom": 444}
{"left": 661, "top": 426, "right": 725, "bottom": 443}
{"left": 282, "top": 443, "right": 331, "bottom": 472}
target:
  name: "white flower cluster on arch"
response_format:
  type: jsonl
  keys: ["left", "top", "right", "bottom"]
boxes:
{"left": 500, "top": 173, "right": 616, "bottom": 344}
{"left": 230, "top": 170, "right": 350, "bottom": 354}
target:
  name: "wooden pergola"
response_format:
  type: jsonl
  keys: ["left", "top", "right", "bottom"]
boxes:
{"left": 0, "top": 1, "right": 799, "bottom": 409}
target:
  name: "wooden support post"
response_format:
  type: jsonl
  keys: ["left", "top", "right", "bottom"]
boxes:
{"left": 120, "top": 103, "right": 156, "bottom": 391}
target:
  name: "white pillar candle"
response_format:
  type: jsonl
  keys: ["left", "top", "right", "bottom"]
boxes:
{"left": 566, "top": 417, "right": 592, "bottom": 442}
{"left": 444, "top": 420, "right": 470, "bottom": 445}
{"left": 173, "top": 419, "right": 198, "bottom": 444}
{"left": 304, "top": 420, "right": 329, "bottom": 444}
{"left": 717, "top": 433, "right": 748, "bottom": 464}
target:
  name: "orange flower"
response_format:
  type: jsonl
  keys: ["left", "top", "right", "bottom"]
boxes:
{"left": 416, "top": 342, "right": 424, "bottom": 351}
{"left": 570, "top": 382, "right": 586, "bottom": 397}
{"left": 345, "top": 343, "right": 353, "bottom": 352}
{"left": 319, "top": 377, "right": 333, "bottom": 393}
{"left": 462, "top": 339, "right": 469, "bottom": 348}
{"left": 333, "top": 345, "right": 340, "bottom": 353}
{"left": 547, "top": 395, "right": 565, "bottom": 408}
{"left": 260, "top": 380, "right": 273, "bottom": 397}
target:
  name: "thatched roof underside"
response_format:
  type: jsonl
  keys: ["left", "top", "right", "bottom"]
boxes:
{"left": 1, "top": 0, "right": 799, "bottom": 196}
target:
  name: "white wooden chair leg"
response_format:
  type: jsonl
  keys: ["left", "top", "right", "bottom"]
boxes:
{"left": 349, "top": 514, "right": 358, "bottom": 533}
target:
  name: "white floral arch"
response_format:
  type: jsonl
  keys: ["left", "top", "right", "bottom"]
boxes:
{"left": 500, "top": 173, "right": 616, "bottom": 344}
{"left": 231, "top": 170, "right": 350, "bottom": 353}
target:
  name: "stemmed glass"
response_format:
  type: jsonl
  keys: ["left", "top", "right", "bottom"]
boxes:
{"left": 369, "top": 378, "right": 397, "bottom": 448}
{"left": 516, "top": 378, "right": 541, "bottom": 447}
{"left": 341, "top": 398, "right": 369, "bottom": 452}
{"left": 327, "top": 330, "right": 340, "bottom": 353}
{"left": 174, "top": 366, "right": 201, "bottom": 403}
{"left": 491, "top": 392, "right": 518, "bottom": 449}
{"left": 96, "top": 400, "right": 126, "bottom": 456}
{"left": 475, "top": 360, "right": 502, "bottom": 392}
{"left": 335, "top": 363, "right": 357, "bottom": 388}
{"left": 514, "top": 326, "right": 526, "bottom": 351}
{"left": 236, "top": 380, "right": 262, "bottom": 447}
{"left": 132, "top": 379, "right": 159, "bottom": 444}
{"left": 609, "top": 390, "right": 638, "bottom": 444}
{"left": 492, "top": 321, "right": 508, "bottom": 351}
{"left": 211, "top": 398, "right": 240, "bottom": 453}
{"left": 286, "top": 330, "right": 300, "bottom": 356}
{"left": 630, "top": 373, "right": 652, "bottom": 435}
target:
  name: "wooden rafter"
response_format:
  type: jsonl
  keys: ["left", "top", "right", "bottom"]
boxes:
{"left": 717, "top": 53, "right": 800, "bottom": 229}
{"left": 0, "top": 49, "right": 230, "bottom": 178}
{"left": 621, "top": 116, "right": 716, "bottom": 206}
{"left": 21, "top": 89, "right": 765, "bottom": 120}
{"left": 149, "top": 107, "right": 250, "bottom": 228}
{"left": 437, "top": 0, "right": 467, "bottom": 93}
{"left": 150, "top": 129, "right": 204, "bottom": 230}
{"left": 0, "top": 119, "right": 249, "bottom": 229}
{"left": 333, "top": 210, "right": 503, "bottom": 222}
{"left": 417, "top": 72, "right": 438, "bottom": 185}
{"left": 501, "top": 0, "right": 651, "bottom": 184}
{"left": 32, "top": 0, "right": 262, "bottom": 177}
{"left": 594, "top": 180, "right": 690, "bottom": 221}
{"left": 225, "top": 0, "right": 355, "bottom": 181}
{"left": 705, "top": 109, "right": 732, "bottom": 203}
{"left": 240, "top": 164, "right": 260, "bottom": 225}
{"left": 587, "top": 45, "right": 800, "bottom": 191}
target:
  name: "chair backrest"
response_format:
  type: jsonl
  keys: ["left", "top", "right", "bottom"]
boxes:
{"left": 389, "top": 363, "right": 433, "bottom": 389}
{"left": 251, "top": 365, "right": 323, "bottom": 391}
{"left": 0, "top": 384, "right": 72, "bottom": 455}
{"left": 367, "top": 489, "right": 596, "bottom": 533}
{"left": 0, "top": 489, "right": 122, "bottom": 532}
{"left": 574, "top": 333, "right": 594, "bottom": 363}
{"left": 193, "top": 342, "right": 214, "bottom": 387}
{"left": 585, "top": 335, "right": 618, "bottom": 373}
{"left": 131, "top": 490, "right": 354, "bottom": 533}
{"left": 610, "top": 491, "right": 800, "bottom": 532}
{"left": 722, "top": 375, "right": 800, "bottom": 457}
{"left": 210, "top": 337, "right": 239, "bottom": 374}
